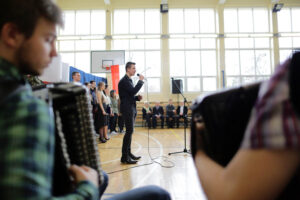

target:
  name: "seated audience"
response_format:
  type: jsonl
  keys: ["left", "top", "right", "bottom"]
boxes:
{"left": 152, "top": 101, "right": 165, "bottom": 129}
{"left": 142, "top": 102, "right": 153, "bottom": 128}
{"left": 166, "top": 99, "right": 176, "bottom": 128}
{"left": 193, "top": 56, "right": 300, "bottom": 200}
{"left": 176, "top": 101, "right": 188, "bottom": 128}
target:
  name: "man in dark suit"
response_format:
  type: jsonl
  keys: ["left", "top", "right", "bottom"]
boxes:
{"left": 166, "top": 99, "right": 176, "bottom": 128}
{"left": 152, "top": 101, "right": 164, "bottom": 128}
{"left": 118, "top": 61, "right": 144, "bottom": 164}
{"left": 176, "top": 101, "right": 188, "bottom": 128}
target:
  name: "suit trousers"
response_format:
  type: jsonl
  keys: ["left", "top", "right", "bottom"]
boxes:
{"left": 121, "top": 107, "right": 136, "bottom": 156}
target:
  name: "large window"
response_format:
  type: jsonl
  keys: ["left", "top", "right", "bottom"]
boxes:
{"left": 113, "top": 39, "right": 161, "bottom": 93}
{"left": 224, "top": 8, "right": 272, "bottom": 87}
{"left": 113, "top": 9, "right": 160, "bottom": 34}
{"left": 169, "top": 9, "right": 216, "bottom": 34}
{"left": 169, "top": 9, "right": 217, "bottom": 92}
{"left": 113, "top": 9, "right": 161, "bottom": 93}
{"left": 277, "top": 8, "right": 300, "bottom": 62}
{"left": 57, "top": 10, "right": 106, "bottom": 73}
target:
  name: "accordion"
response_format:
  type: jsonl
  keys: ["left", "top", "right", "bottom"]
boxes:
{"left": 190, "top": 82, "right": 260, "bottom": 166}
{"left": 191, "top": 77, "right": 300, "bottom": 199}
{"left": 33, "top": 83, "right": 103, "bottom": 196}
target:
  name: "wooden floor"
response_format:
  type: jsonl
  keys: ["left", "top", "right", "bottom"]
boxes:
{"left": 98, "top": 127, "right": 206, "bottom": 200}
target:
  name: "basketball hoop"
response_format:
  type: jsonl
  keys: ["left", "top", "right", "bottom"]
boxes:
{"left": 102, "top": 65, "right": 111, "bottom": 72}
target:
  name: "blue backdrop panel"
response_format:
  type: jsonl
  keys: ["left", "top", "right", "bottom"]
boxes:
{"left": 69, "top": 66, "right": 107, "bottom": 85}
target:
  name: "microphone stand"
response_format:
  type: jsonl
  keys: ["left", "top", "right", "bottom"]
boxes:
{"left": 168, "top": 78, "right": 191, "bottom": 156}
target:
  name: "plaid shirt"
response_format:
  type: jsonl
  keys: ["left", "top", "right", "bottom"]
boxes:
{"left": 0, "top": 58, "right": 99, "bottom": 199}
{"left": 242, "top": 58, "right": 300, "bottom": 149}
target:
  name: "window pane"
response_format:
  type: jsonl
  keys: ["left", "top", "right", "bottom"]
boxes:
{"left": 76, "top": 11, "right": 90, "bottom": 35}
{"left": 130, "top": 9, "right": 144, "bottom": 34}
{"left": 238, "top": 9, "right": 253, "bottom": 32}
{"left": 256, "top": 50, "right": 271, "bottom": 75}
{"left": 169, "top": 39, "right": 184, "bottom": 49}
{"left": 75, "top": 52, "right": 90, "bottom": 72}
{"left": 145, "top": 51, "right": 160, "bottom": 77}
{"left": 185, "top": 38, "right": 200, "bottom": 49}
{"left": 201, "top": 38, "right": 216, "bottom": 49}
{"left": 278, "top": 9, "right": 291, "bottom": 32}
{"left": 113, "top": 40, "right": 129, "bottom": 50}
{"left": 60, "top": 53, "right": 75, "bottom": 66}
{"left": 114, "top": 10, "right": 129, "bottom": 34}
{"left": 75, "top": 40, "right": 90, "bottom": 51}
{"left": 292, "top": 9, "right": 300, "bottom": 32}
{"left": 255, "top": 38, "right": 270, "bottom": 48}
{"left": 225, "top": 50, "right": 240, "bottom": 75}
{"left": 201, "top": 51, "right": 216, "bottom": 76}
{"left": 242, "top": 77, "right": 256, "bottom": 84}
{"left": 170, "top": 51, "right": 185, "bottom": 76}
{"left": 128, "top": 52, "right": 145, "bottom": 73}
{"left": 91, "top": 40, "right": 106, "bottom": 50}
{"left": 239, "top": 38, "right": 254, "bottom": 48}
{"left": 225, "top": 38, "right": 239, "bottom": 49}
{"left": 185, "top": 9, "right": 199, "bottom": 33}
{"left": 293, "top": 37, "right": 300, "bottom": 48}
{"left": 240, "top": 50, "right": 255, "bottom": 75}
{"left": 145, "top": 9, "right": 160, "bottom": 34}
{"left": 147, "top": 78, "right": 160, "bottom": 92}
{"left": 187, "top": 78, "right": 201, "bottom": 92}
{"left": 200, "top": 9, "right": 215, "bottom": 33}
{"left": 279, "top": 50, "right": 292, "bottom": 63}
{"left": 224, "top": 9, "right": 238, "bottom": 33}
{"left": 169, "top": 9, "right": 184, "bottom": 33}
{"left": 60, "top": 11, "right": 75, "bottom": 35}
{"left": 145, "top": 39, "right": 160, "bottom": 49}
{"left": 130, "top": 39, "right": 144, "bottom": 50}
{"left": 59, "top": 41, "right": 75, "bottom": 51}
{"left": 279, "top": 37, "right": 293, "bottom": 48}
{"left": 91, "top": 10, "right": 106, "bottom": 34}
{"left": 203, "top": 77, "right": 216, "bottom": 91}
{"left": 226, "top": 77, "right": 240, "bottom": 87}
{"left": 186, "top": 51, "right": 201, "bottom": 76}
{"left": 253, "top": 9, "right": 269, "bottom": 32}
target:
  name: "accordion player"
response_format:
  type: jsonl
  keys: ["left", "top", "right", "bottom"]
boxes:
{"left": 33, "top": 83, "right": 104, "bottom": 196}
{"left": 190, "top": 52, "right": 300, "bottom": 199}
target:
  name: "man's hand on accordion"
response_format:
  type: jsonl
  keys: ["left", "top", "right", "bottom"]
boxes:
{"left": 69, "top": 165, "right": 99, "bottom": 187}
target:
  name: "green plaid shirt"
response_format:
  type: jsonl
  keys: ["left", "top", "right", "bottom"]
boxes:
{"left": 0, "top": 58, "right": 99, "bottom": 200}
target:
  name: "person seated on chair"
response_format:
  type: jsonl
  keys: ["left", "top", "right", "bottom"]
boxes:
{"left": 152, "top": 101, "right": 164, "bottom": 129}
{"left": 176, "top": 101, "right": 188, "bottom": 128}
{"left": 166, "top": 99, "right": 176, "bottom": 128}
{"left": 142, "top": 101, "right": 153, "bottom": 128}
{"left": 193, "top": 54, "right": 300, "bottom": 200}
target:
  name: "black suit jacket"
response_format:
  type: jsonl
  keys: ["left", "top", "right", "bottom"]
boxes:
{"left": 176, "top": 106, "right": 188, "bottom": 116}
{"left": 142, "top": 107, "right": 152, "bottom": 119}
{"left": 118, "top": 75, "right": 144, "bottom": 113}
{"left": 153, "top": 106, "right": 164, "bottom": 116}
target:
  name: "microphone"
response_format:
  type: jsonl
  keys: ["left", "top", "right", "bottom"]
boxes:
{"left": 137, "top": 73, "right": 147, "bottom": 81}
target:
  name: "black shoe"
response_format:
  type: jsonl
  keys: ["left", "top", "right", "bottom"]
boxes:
{"left": 121, "top": 156, "right": 137, "bottom": 164}
{"left": 129, "top": 153, "right": 141, "bottom": 160}
{"left": 99, "top": 137, "right": 106, "bottom": 143}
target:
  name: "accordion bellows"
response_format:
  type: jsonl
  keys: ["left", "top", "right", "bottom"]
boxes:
{"left": 33, "top": 83, "right": 103, "bottom": 195}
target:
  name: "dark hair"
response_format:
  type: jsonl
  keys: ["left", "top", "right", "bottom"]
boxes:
{"left": 90, "top": 80, "right": 95, "bottom": 84}
{"left": 84, "top": 82, "right": 89, "bottom": 86}
{"left": 110, "top": 90, "right": 116, "bottom": 98}
{"left": 125, "top": 62, "right": 136, "bottom": 72}
{"left": 0, "top": 0, "right": 63, "bottom": 38}
{"left": 72, "top": 71, "right": 79, "bottom": 78}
